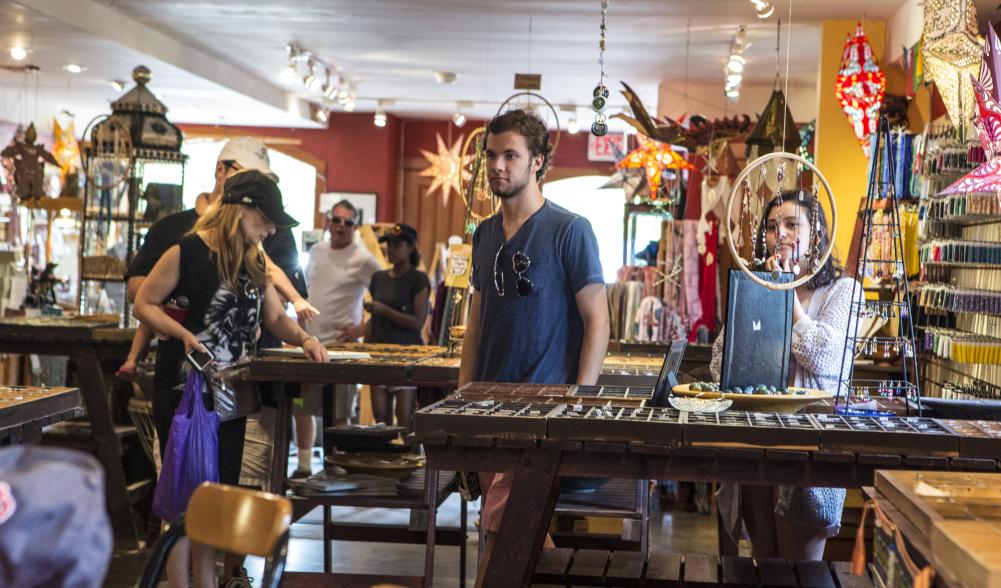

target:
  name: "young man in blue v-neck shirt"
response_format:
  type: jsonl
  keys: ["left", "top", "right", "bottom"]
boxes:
{"left": 458, "top": 109, "right": 610, "bottom": 585}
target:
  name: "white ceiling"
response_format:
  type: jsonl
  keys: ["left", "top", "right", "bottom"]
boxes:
{"left": 1, "top": 0, "right": 999, "bottom": 130}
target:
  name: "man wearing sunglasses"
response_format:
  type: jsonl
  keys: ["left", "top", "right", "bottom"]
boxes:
{"left": 459, "top": 109, "right": 610, "bottom": 585}
{"left": 292, "top": 200, "right": 382, "bottom": 477}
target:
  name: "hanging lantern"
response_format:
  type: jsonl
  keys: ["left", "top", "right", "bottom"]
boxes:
{"left": 939, "top": 22, "right": 1001, "bottom": 196}
{"left": 616, "top": 134, "right": 694, "bottom": 200}
{"left": 923, "top": 0, "right": 983, "bottom": 137}
{"left": 834, "top": 22, "right": 886, "bottom": 156}
{"left": 745, "top": 89, "right": 800, "bottom": 157}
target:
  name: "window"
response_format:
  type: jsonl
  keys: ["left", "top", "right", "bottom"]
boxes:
{"left": 542, "top": 175, "right": 625, "bottom": 283}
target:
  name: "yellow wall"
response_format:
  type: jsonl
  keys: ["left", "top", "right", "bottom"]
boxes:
{"left": 815, "top": 20, "right": 887, "bottom": 259}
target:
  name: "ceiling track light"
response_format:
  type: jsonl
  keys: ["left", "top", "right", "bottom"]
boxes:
{"left": 374, "top": 107, "right": 387, "bottom": 127}
{"left": 9, "top": 45, "right": 27, "bottom": 61}
{"left": 749, "top": 0, "right": 774, "bottom": 19}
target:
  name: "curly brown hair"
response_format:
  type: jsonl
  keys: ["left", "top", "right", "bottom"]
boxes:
{"left": 486, "top": 109, "right": 553, "bottom": 182}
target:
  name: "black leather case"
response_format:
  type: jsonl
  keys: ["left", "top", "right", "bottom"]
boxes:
{"left": 720, "top": 269, "right": 793, "bottom": 390}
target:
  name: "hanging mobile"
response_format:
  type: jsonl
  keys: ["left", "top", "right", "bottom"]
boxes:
{"left": 591, "top": 0, "right": 610, "bottom": 136}
{"left": 792, "top": 237, "right": 801, "bottom": 276}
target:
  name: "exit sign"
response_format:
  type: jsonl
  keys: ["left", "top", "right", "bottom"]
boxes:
{"left": 587, "top": 132, "right": 626, "bottom": 162}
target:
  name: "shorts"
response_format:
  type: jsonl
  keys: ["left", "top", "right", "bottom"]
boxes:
{"left": 239, "top": 406, "right": 275, "bottom": 488}
{"left": 297, "top": 383, "right": 358, "bottom": 422}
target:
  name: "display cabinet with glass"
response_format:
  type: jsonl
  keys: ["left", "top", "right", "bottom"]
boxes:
{"left": 78, "top": 66, "right": 186, "bottom": 325}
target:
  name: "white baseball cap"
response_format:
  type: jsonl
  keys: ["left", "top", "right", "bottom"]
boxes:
{"left": 217, "top": 136, "right": 279, "bottom": 182}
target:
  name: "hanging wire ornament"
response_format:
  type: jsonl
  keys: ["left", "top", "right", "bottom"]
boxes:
{"left": 834, "top": 22, "right": 887, "bottom": 157}
{"left": 590, "top": 0, "right": 609, "bottom": 136}
{"left": 725, "top": 2, "right": 838, "bottom": 292}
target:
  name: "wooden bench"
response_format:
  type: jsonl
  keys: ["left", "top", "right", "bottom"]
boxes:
{"left": 531, "top": 549, "right": 873, "bottom": 587}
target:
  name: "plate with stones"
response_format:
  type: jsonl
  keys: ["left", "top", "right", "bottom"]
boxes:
{"left": 672, "top": 383, "right": 832, "bottom": 413}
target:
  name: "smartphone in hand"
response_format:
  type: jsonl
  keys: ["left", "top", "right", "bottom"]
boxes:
{"left": 186, "top": 347, "right": 214, "bottom": 372}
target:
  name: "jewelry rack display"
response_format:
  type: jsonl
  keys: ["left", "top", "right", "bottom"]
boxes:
{"left": 837, "top": 116, "right": 922, "bottom": 411}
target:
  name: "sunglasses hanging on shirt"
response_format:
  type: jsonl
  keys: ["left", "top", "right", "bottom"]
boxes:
{"left": 492, "top": 245, "right": 534, "bottom": 298}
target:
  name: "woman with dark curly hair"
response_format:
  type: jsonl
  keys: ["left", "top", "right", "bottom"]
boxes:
{"left": 711, "top": 189, "right": 857, "bottom": 560}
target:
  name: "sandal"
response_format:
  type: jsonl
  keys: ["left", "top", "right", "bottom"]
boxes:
{"left": 115, "top": 366, "right": 138, "bottom": 382}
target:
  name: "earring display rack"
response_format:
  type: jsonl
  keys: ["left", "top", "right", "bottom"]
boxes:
{"left": 836, "top": 116, "right": 922, "bottom": 412}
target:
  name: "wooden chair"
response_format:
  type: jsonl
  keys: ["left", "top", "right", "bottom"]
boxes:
{"left": 138, "top": 482, "right": 293, "bottom": 588}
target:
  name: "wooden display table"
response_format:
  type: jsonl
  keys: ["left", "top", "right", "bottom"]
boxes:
{"left": 0, "top": 316, "right": 139, "bottom": 547}
{"left": 416, "top": 388, "right": 1001, "bottom": 587}
{"left": 0, "top": 385, "right": 82, "bottom": 444}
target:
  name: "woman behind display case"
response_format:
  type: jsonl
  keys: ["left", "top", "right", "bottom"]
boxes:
{"left": 134, "top": 170, "right": 328, "bottom": 588}
{"left": 365, "top": 223, "right": 430, "bottom": 431}
{"left": 710, "top": 189, "right": 856, "bottom": 561}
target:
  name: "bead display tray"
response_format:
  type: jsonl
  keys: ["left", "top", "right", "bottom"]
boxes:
{"left": 451, "top": 382, "right": 652, "bottom": 406}
{"left": 415, "top": 390, "right": 1001, "bottom": 456}
{"left": 416, "top": 399, "right": 560, "bottom": 439}
{"left": 938, "top": 419, "right": 1001, "bottom": 458}
{"left": 547, "top": 405, "right": 684, "bottom": 444}
{"left": 684, "top": 410, "right": 822, "bottom": 447}
{"left": 810, "top": 414, "right": 959, "bottom": 453}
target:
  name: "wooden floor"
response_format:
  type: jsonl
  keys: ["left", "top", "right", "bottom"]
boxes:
{"left": 103, "top": 454, "right": 723, "bottom": 587}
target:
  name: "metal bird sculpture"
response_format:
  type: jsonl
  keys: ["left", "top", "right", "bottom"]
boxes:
{"left": 613, "top": 81, "right": 751, "bottom": 153}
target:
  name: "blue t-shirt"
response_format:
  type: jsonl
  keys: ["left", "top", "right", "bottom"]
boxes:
{"left": 471, "top": 200, "right": 604, "bottom": 384}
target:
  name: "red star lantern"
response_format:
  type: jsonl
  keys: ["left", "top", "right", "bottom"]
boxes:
{"left": 835, "top": 22, "right": 887, "bottom": 156}
{"left": 615, "top": 134, "right": 694, "bottom": 198}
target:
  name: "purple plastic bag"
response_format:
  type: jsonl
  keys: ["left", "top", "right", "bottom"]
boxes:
{"left": 152, "top": 369, "right": 219, "bottom": 522}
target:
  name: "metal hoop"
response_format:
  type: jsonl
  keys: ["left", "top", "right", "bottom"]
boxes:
{"left": 724, "top": 151, "right": 837, "bottom": 291}
{"left": 493, "top": 91, "right": 561, "bottom": 155}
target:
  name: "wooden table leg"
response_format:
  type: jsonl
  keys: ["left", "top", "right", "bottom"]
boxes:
{"left": 423, "top": 467, "right": 439, "bottom": 587}
{"left": 269, "top": 382, "right": 293, "bottom": 495}
{"left": 73, "top": 344, "right": 140, "bottom": 549}
{"left": 482, "top": 448, "right": 562, "bottom": 588}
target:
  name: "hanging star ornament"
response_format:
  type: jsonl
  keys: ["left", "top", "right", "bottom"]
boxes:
{"left": 835, "top": 23, "right": 887, "bottom": 156}
{"left": 923, "top": 0, "right": 983, "bottom": 137}
{"left": 940, "top": 22, "right": 1001, "bottom": 197}
{"left": 615, "top": 134, "right": 694, "bottom": 199}
{"left": 420, "top": 133, "right": 470, "bottom": 206}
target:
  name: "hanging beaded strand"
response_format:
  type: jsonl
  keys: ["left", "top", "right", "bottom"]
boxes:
{"left": 810, "top": 180, "right": 821, "bottom": 272}
{"left": 793, "top": 237, "right": 801, "bottom": 275}
{"left": 591, "top": 0, "right": 609, "bottom": 136}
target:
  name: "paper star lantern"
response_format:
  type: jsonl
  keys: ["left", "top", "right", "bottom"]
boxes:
{"left": 745, "top": 89, "right": 800, "bottom": 157}
{"left": 980, "top": 22, "right": 1001, "bottom": 103}
{"left": 835, "top": 23, "right": 886, "bottom": 156}
{"left": 420, "top": 133, "right": 470, "bottom": 206}
{"left": 616, "top": 134, "right": 694, "bottom": 198}
{"left": 923, "top": 0, "right": 983, "bottom": 136}
{"left": 940, "top": 23, "right": 1001, "bottom": 196}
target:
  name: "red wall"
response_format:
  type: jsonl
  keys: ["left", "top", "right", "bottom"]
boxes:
{"left": 180, "top": 111, "right": 401, "bottom": 223}
{"left": 179, "top": 112, "right": 614, "bottom": 225}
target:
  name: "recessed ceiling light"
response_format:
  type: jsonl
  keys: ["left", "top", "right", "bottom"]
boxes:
{"left": 10, "top": 46, "right": 27, "bottom": 61}
{"left": 63, "top": 64, "right": 85, "bottom": 74}
{"left": 434, "top": 71, "right": 457, "bottom": 85}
